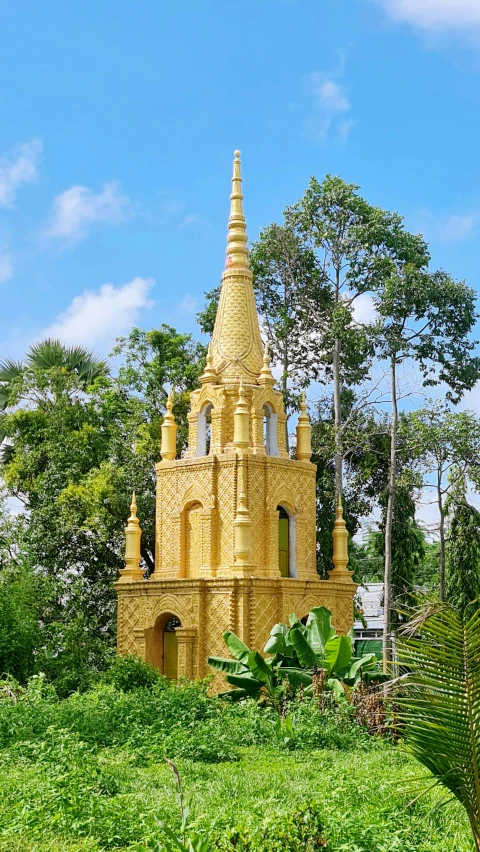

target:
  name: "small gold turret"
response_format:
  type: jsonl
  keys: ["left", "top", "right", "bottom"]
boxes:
{"left": 296, "top": 393, "right": 312, "bottom": 462}
{"left": 161, "top": 392, "right": 177, "bottom": 461}
{"left": 119, "top": 492, "right": 144, "bottom": 582}
{"left": 258, "top": 342, "right": 275, "bottom": 386}
{"left": 199, "top": 344, "right": 218, "bottom": 385}
{"left": 331, "top": 497, "right": 351, "bottom": 581}
{"left": 233, "top": 377, "right": 250, "bottom": 450}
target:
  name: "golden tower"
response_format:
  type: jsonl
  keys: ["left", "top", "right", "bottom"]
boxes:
{"left": 115, "top": 151, "right": 356, "bottom": 681}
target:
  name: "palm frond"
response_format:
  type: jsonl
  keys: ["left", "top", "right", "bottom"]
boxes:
{"left": 393, "top": 602, "right": 480, "bottom": 850}
{"left": 26, "top": 338, "right": 109, "bottom": 384}
{"left": 27, "top": 339, "right": 65, "bottom": 369}
{"left": 0, "top": 358, "right": 23, "bottom": 383}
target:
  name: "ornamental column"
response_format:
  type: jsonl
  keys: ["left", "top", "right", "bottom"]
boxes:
{"left": 118, "top": 492, "right": 144, "bottom": 582}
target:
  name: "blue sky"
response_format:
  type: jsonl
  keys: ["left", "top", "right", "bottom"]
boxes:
{"left": 1, "top": 0, "right": 480, "bottom": 374}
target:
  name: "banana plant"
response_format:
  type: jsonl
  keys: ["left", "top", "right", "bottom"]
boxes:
{"left": 393, "top": 602, "right": 480, "bottom": 851}
{"left": 207, "top": 630, "right": 311, "bottom": 705}
{"left": 208, "top": 606, "right": 378, "bottom": 703}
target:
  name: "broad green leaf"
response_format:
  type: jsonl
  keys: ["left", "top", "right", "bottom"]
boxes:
{"left": 247, "top": 651, "right": 273, "bottom": 684}
{"left": 217, "top": 688, "right": 251, "bottom": 702}
{"left": 263, "top": 623, "right": 291, "bottom": 655}
{"left": 323, "top": 635, "right": 352, "bottom": 675}
{"left": 225, "top": 672, "right": 263, "bottom": 694}
{"left": 305, "top": 606, "right": 336, "bottom": 657}
{"left": 207, "top": 656, "right": 246, "bottom": 675}
{"left": 289, "top": 626, "right": 320, "bottom": 668}
{"left": 278, "top": 667, "right": 313, "bottom": 687}
{"left": 223, "top": 631, "right": 251, "bottom": 663}
{"left": 327, "top": 677, "right": 346, "bottom": 701}
{"left": 338, "top": 653, "right": 377, "bottom": 684}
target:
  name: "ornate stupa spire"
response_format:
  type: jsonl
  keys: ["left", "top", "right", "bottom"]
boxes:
{"left": 210, "top": 150, "right": 264, "bottom": 384}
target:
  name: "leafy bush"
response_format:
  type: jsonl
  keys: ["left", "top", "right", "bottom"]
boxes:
{"left": 207, "top": 802, "right": 326, "bottom": 851}
{"left": 102, "top": 654, "right": 165, "bottom": 692}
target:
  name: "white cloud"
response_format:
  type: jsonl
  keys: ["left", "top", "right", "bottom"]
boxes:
{"left": 177, "top": 294, "right": 197, "bottom": 314}
{"left": 373, "top": 0, "right": 480, "bottom": 30}
{"left": 352, "top": 292, "right": 377, "bottom": 325}
{"left": 41, "top": 277, "right": 154, "bottom": 350}
{"left": 413, "top": 209, "right": 480, "bottom": 243}
{"left": 303, "top": 63, "right": 353, "bottom": 141}
{"left": 0, "top": 252, "right": 13, "bottom": 284}
{"left": 0, "top": 138, "right": 42, "bottom": 207}
{"left": 44, "top": 181, "right": 131, "bottom": 246}
{"left": 438, "top": 212, "right": 480, "bottom": 241}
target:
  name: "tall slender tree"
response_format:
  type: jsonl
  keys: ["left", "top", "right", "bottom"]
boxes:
{"left": 407, "top": 403, "right": 480, "bottom": 600}
{"left": 289, "top": 175, "right": 424, "bottom": 500}
{"left": 375, "top": 269, "right": 480, "bottom": 666}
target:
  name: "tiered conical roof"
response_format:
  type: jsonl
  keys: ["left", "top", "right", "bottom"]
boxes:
{"left": 210, "top": 150, "right": 264, "bottom": 383}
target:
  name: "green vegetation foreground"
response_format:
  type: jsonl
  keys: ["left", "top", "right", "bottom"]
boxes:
{"left": 0, "top": 663, "right": 472, "bottom": 851}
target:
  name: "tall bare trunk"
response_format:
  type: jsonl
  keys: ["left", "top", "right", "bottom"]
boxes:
{"left": 283, "top": 280, "right": 289, "bottom": 453}
{"left": 283, "top": 339, "right": 289, "bottom": 453}
{"left": 333, "top": 268, "right": 343, "bottom": 499}
{"left": 383, "top": 356, "right": 397, "bottom": 673}
{"left": 438, "top": 468, "right": 446, "bottom": 601}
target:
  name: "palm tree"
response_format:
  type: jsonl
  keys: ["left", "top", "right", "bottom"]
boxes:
{"left": 0, "top": 338, "right": 108, "bottom": 410}
{"left": 394, "top": 602, "right": 480, "bottom": 850}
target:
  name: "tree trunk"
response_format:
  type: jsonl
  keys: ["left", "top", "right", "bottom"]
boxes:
{"left": 383, "top": 356, "right": 397, "bottom": 673}
{"left": 438, "top": 468, "right": 446, "bottom": 601}
{"left": 283, "top": 339, "right": 289, "bottom": 453}
{"left": 333, "top": 268, "right": 343, "bottom": 499}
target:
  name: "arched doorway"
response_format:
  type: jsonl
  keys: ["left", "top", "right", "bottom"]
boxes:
{"left": 185, "top": 501, "right": 202, "bottom": 577}
{"left": 145, "top": 612, "right": 181, "bottom": 677}
{"left": 278, "top": 505, "right": 290, "bottom": 577}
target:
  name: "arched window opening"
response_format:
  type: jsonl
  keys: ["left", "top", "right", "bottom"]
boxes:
{"left": 277, "top": 504, "right": 297, "bottom": 578}
{"left": 263, "top": 404, "right": 279, "bottom": 457}
{"left": 196, "top": 403, "right": 213, "bottom": 457}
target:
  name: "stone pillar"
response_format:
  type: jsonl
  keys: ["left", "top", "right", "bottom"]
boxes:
{"left": 176, "top": 628, "right": 197, "bottom": 678}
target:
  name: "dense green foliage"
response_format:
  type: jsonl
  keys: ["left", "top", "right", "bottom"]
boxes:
{"left": 0, "top": 672, "right": 473, "bottom": 851}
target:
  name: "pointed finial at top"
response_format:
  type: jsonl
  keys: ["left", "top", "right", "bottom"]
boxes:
{"left": 259, "top": 341, "right": 275, "bottom": 386}
{"left": 226, "top": 149, "right": 249, "bottom": 270}
{"left": 126, "top": 490, "right": 141, "bottom": 532}
{"left": 129, "top": 491, "right": 138, "bottom": 520}
{"left": 336, "top": 494, "right": 344, "bottom": 521}
{"left": 199, "top": 343, "right": 218, "bottom": 384}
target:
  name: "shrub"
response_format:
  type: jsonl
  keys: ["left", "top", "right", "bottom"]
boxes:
{"left": 103, "top": 654, "right": 165, "bottom": 692}
{"left": 205, "top": 802, "right": 326, "bottom": 851}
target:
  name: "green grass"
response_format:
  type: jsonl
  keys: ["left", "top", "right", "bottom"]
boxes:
{"left": 0, "top": 673, "right": 474, "bottom": 851}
